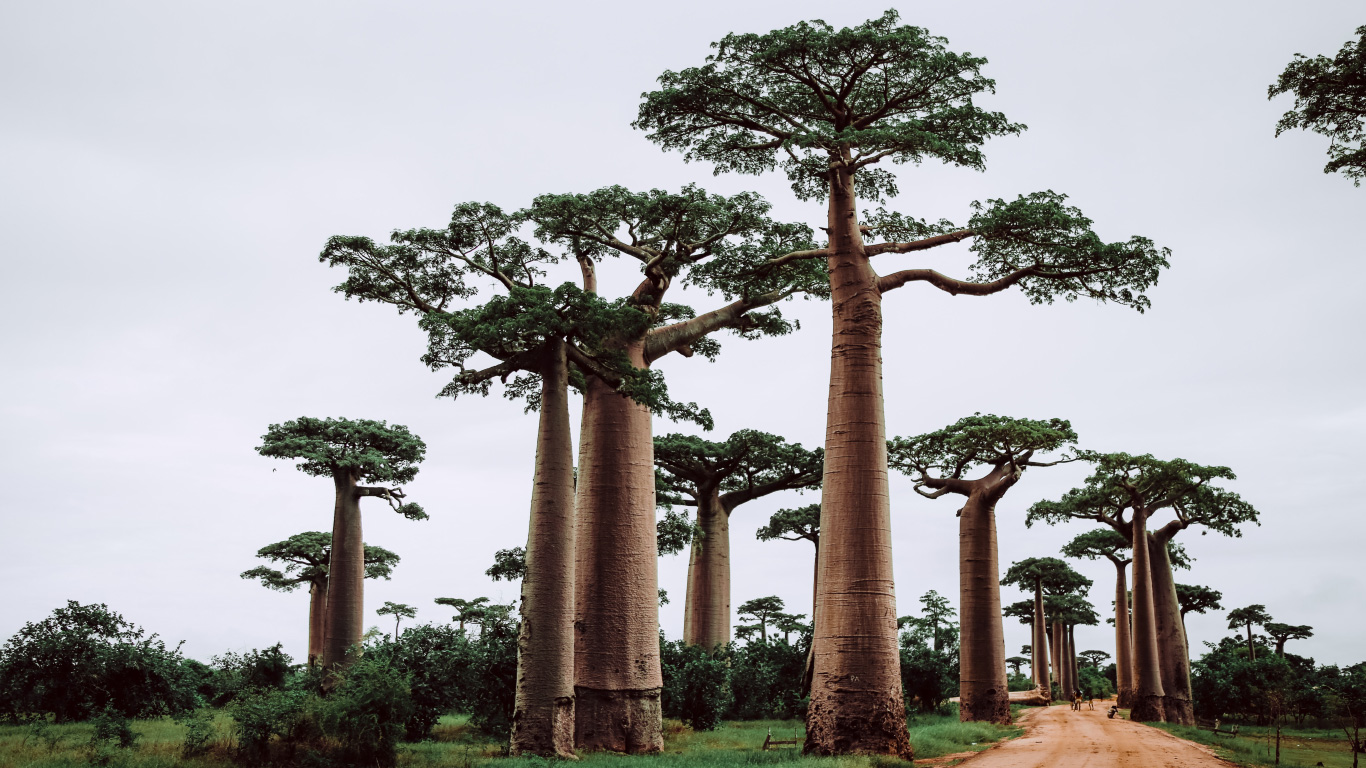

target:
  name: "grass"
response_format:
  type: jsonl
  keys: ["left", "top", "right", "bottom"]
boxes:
{"left": 1152, "top": 721, "right": 1363, "bottom": 768}
{"left": 0, "top": 708, "right": 1025, "bottom": 768}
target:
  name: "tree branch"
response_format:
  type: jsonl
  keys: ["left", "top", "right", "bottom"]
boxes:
{"left": 865, "top": 229, "right": 973, "bottom": 257}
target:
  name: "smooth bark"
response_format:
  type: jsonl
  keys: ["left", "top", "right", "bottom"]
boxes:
{"left": 322, "top": 471, "right": 364, "bottom": 676}
{"left": 1128, "top": 508, "right": 1167, "bottom": 722}
{"left": 573, "top": 342, "right": 663, "bottom": 754}
{"left": 1031, "top": 579, "right": 1051, "bottom": 693}
{"left": 1148, "top": 533, "right": 1194, "bottom": 725}
{"left": 511, "top": 340, "right": 577, "bottom": 758}
{"left": 682, "top": 488, "right": 731, "bottom": 652}
{"left": 957, "top": 494, "right": 1010, "bottom": 723}
{"left": 805, "top": 163, "right": 912, "bottom": 760}
{"left": 1068, "top": 625, "right": 1079, "bottom": 698}
{"left": 1051, "top": 622, "right": 1065, "bottom": 699}
{"left": 307, "top": 580, "right": 326, "bottom": 668}
{"left": 1111, "top": 558, "right": 1134, "bottom": 708}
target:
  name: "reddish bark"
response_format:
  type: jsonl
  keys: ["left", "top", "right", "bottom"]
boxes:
{"left": 573, "top": 342, "right": 663, "bottom": 754}
{"left": 957, "top": 493, "right": 1010, "bottom": 723}
{"left": 307, "top": 580, "right": 326, "bottom": 668}
{"left": 1068, "top": 625, "right": 1079, "bottom": 698}
{"left": 682, "top": 489, "right": 730, "bottom": 652}
{"left": 1031, "top": 579, "right": 1051, "bottom": 694}
{"left": 510, "top": 340, "right": 577, "bottom": 757}
{"left": 805, "top": 163, "right": 912, "bottom": 760}
{"left": 1128, "top": 508, "right": 1167, "bottom": 722}
{"left": 1111, "top": 558, "right": 1134, "bottom": 708}
{"left": 1051, "top": 622, "right": 1065, "bottom": 699}
{"left": 322, "top": 471, "right": 364, "bottom": 676}
{"left": 1148, "top": 533, "right": 1194, "bottom": 725}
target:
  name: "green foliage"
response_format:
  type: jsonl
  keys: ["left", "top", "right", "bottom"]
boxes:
{"left": 316, "top": 660, "right": 416, "bottom": 767}
{"left": 0, "top": 601, "right": 198, "bottom": 723}
{"left": 888, "top": 414, "right": 1076, "bottom": 484}
{"left": 736, "top": 596, "right": 787, "bottom": 643}
{"left": 1079, "top": 650, "right": 1111, "bottom": 668}
{"left": 656, "top": 509, "right": 698, "bottom": 556}
{"left": 175, "top": 708, "right": 217, "bottom": 758}
{"left": 240, "top": 532, "right": 400, "bottom": 592}
{"left": 257, "top": 417, "right": 426, "bottom": 488}
{"left": 205, "top": 644, "right": 294, "bottom": 706}
{"left": 1077, "top": 666, "right": 1114, "bottom": 700}
{"left": 667, "top": 644, "right": 733, "bottom": 731}
{"left": 1001, "top": 557, "right": 1091, "bottom": 597}
{"left": 655, "top": 429, "right": 823, "bottom": 511}
{"left": 1060, "top": 528, "right": 1130, "bottom": 564}
{"left": 900, "top": 628, "right": 958, "bottom": 714}
{"left": 635, "top": 10, "right": 1022, "bottom": 200}
{"left": 362, "top": 623, "right": 478, "bottom": 740}
{"left": 485, "top": 547, "right": 526, "bottom": 582}
{"left": 898, "top": 591, "right": 957, "bottom": 652}
{"left": 226, "top": 687, "right": 310, "bottom": 764}
{"left": 464, "top": 617, "right": 517, "bottom": 739}
{"left": 727, "top": 640, "right": 808, "bottom": 720}
{"left": 1176, "top": 584, "right": 1224, "bottom": 618}
{"left": 1228, "top": 604, "right": 1275, "bottom": 633}
{"left": 1265, "top": 622, "right": 1315, "bottom": 654}
{"left": 755, "top": 504, "right": 819, "bottom": 545}
{"left": 1269, "top": 25, "right": 1366, "bottom": 184}
{"left": 433, "top": 597, "right": 490, "bottom": 630}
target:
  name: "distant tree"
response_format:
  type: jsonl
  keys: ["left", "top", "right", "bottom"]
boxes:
{"left": 655, "top": 430, "right": 822, "bottom": 650}
{"left": 1228, "top": 605, "right": 1274, "bottom": 661}
{"left": 888, "top": 414, "right": 1076, "bottom": 722}
{"left": 1175, "top": 583, "right": 1223, "bottom": 636}
{"left": 1062, "top": 529, "right": 1134, "bottom": 704}
{"left": 756, "top": 503, "right": 821, "bottom": 615}
{"left": 1264, "top": 622, "right": 1314, "bottom": 657}
{"left": 486, "top": 548, "right": 527, "bottom": 582}
{"left": 736, "top": 597, "right": 787, "bottom": 643}
{"left": 1002, "top": 558, "right": 1091, "bottom": 697}
{"left": 240, "top": 532, "right": 399, "bottom": 667}
{"left": 1269, "top": 26, "right": 1366, "bottom": 185}
{"left": 257, "top": 417, "right": 426, "bottom": 676}
{"left": 434, "top": 597, "right": 490, "bottom": 633}
{"left": 1006, "top": 657, "right": 1029, "bottom": 676}
{"left": 1080, "top": 650, "right": 1112, "bottom": 669}
{"left": 911, "top": 591, "right": 957, "bottom": 654}
{"left": 376, "top": 603, "right": 417, "bottom": 642}
{"left": 773, "top": 613, "right": 810, "bottom": 644}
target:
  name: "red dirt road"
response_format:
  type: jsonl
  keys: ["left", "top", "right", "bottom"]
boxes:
{"left": 954, "top": 704, "right": 1232, "bottom": 768}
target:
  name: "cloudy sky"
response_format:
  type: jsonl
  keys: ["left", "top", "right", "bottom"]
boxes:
{"left": 2, "top": 1, "right": 1361, "bottom": 670}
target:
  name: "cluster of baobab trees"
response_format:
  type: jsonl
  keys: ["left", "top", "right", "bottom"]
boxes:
{"left": 229, "top": 8, "right": 1365, "bottom": 761}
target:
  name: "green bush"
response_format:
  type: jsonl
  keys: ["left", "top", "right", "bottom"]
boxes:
{"left": 1078, "top": 666, "right": 1114, "bottom": 699}
{"left": 317, "top": 660, "right": 415, "bottom": 767}
{"left": 677, "top": 646, "right": 732, "bottom": 730}
{"left": 464, "top": 620, "right": 517, "bottom": 739}
{"left": 176, "top": 709, "right": 218, "bottom": 757}
{"left": 727, "top": 639, "right": 807, "bottom": 720}
{"left": 227, "top": 688, "right": 309, "bottom": 763}
{"left": 363, "top": 623, "right": 476, "bottom": 740}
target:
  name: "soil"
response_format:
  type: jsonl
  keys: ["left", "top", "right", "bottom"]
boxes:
{"left": 954, "top": 702, "right": 1234, "bottom": 768}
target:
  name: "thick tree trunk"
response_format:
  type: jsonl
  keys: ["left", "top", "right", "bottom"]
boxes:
{"left": 573, "top": 341, "right": 663, "bottom": 754}
{"left": 1113, "top": 560, "right": 1134, "bottom": 708}
{"left": 1031, "top": 580, "right": 1050, "bottom": 693}
{"left": 1148, "top": 534, "right": 1193, "bottom": 725}
{"left": 805, "top": 162, "right": 912, "bottom": 761}
{"left": 511, "top": 341, "right": 577, "bottom": 758}
{"left": 322, "top": 471, "right": 363, "bottom": 677}
{"left": 957, "top": 494, "right": 1009, "bottom": 723}
{"left": 681, "top": 488, "right": 730, "bottom": 652}
{"left": 1068, "top": 625, "right": 1079, "bottom": 698}
{"left": 307, "top": 580, "right": 326, "bottom": 668}
{"left": 1050, "top": 622, "right": 1065, "bottom": 699}
{"left": 1129, "top": 508, "right": 1167, "bottom": 722}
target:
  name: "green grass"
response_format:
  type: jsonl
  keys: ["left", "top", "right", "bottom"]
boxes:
{"left": 1153, "top": 721, "right": 1362, "bottom": 768}
{"left": 0, "top": 709, "right": 1024, "bottom": 767}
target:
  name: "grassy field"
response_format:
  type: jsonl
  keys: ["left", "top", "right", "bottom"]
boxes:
{"left": 1152, "top": 721, "right": 1362, "bottom": 768}
{"left": 0, "top": 708, "right": 1025, "bottom": 768}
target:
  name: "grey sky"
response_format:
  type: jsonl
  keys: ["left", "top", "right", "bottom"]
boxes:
{"left": 2, "top": 1, "right": 1361, "bottom": 670}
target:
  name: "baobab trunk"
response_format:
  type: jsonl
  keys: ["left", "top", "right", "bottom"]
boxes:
{"left": 805, "top": 162, "right": 912, "bottom": 760}
{"left": 957, "top": 494, "right": 1009, "bottom": 723}
{"left": 1068, "top": 625, "right": 1079, "bottom": 698}
{"left": 573, "top": 342, "right": 663, "bottom": 754}
{"left": 681, "top": 488, "right": 730, "bottom": 652}
{"left": 1112, "top": 559, "right": 1133, "bottom": 707}
{"left": 1148, "top": 534, "right": 1194, "bottom": 725}
{"left": 1128, "top": 508, "right": 1167, "bottom": 722}
{"left": 511, "top": 341, "right": 577, "bottom": 758}
{"left": 1051, "top": 622, "right": 1065, "bottom": 699}
{"left": 307, "top": 580, "right": 326, "bottom": 668}
{"left": 322, "top": 471, "right": 364, "bottom": 676}
{"left": 1031, "top": 579, "right": 1050, "bottom": 694}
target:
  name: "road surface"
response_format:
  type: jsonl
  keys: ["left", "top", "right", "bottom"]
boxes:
{"left": 952, "top": 703, "right": 1232, "bottom": 768}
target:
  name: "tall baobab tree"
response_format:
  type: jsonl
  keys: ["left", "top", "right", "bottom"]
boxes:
{"left": 1061, "top": 529, "right": 1133, "bottom": 706}
{"left": 654, "top": 429, "right": 822, "bottom": 651}
{"left": 256, "top": 418, "right": 425, "bottom": 679}
{"left": 1227, "top": 605, "right": 1274, "bottom": 661}
{"left": 1001, "top": 558, "right": 1090, "bottom": 700}
{"left": 1264, "top": 622, "right": 1314, "bottom": 656}
{"left": 240, "top": 532, "right": 399, "bottom": 667}
{"left": 1028, "top": 453, "right": 1259, "bottom": 723}
{"left": 888, "top": 414, "right": 1076, "bottom": 722}
{"left": 525, "top": 185, "right": 827, "bottom": 753}
{"left": 635, "top": 12, "right": 1171, "bottom": 756}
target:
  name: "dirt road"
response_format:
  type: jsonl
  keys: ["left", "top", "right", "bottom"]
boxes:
{"left": 955, "top": 703, "right": 1232, "bottom": 768}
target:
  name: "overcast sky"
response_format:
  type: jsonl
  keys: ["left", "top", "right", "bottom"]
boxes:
{"left": 2, "top": 1, "right": 1362, "bottom": 670}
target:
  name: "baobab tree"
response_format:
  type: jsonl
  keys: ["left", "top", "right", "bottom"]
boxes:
{"left": 635, "top": 12, "right": 1170, "bottom": 756}
{"left": 240, "top": 531, "right": 399, "bottom": 667}
{"left": 524, "top": 185, "right": 827, "bottom": 754}
{"left": 1269, "top": 25, "right": 1366, "bottom": 185}
{"left": 888, "top": 414, "right": 1076, "bottom": 722}
{"left": 1028, "top": 453, "right": 1259, "bottom": 723}
{"left": 435, "top": 597, "right": 490, "bottom": 633}
{"left": 1001, "top": 558, "right": 1090, "bottom": 699}
{"left": 1050, "top": 594, "right": 1100, "bottom": 699}
{"left": 1005, "top": 657, "right": 1028, "bottom": 676}
{"left": 654, "top": 429, "right": 822, "bottom": 650}
{"left": 1061, "top": 529, "right": 1133, "bottom": 706}
{"left": 774, "top": 613, "right": 811, "bottom": 645}
{"left": 256, "top": 417, "right": 425, "bottom": 678}
{"left": 377, "top": 602, "right": 416, "bottom": 642}
{"left": 1265, "top": 622, "right": 1314, "bottom": 656}
{"left": 1228, "top": 605, "right": 1274, "bottom": 661}
{"left": 1079, "top": 650, "right": 1111, "bottom": 669}
{"left": 1175, "top": 583, "right": 1223, "bottom": 641}
{"left": 756, "top": 503, "right": 821, "bottom": 693}
{"left": 735, "top": 596, "right": 787, "bottom": 643}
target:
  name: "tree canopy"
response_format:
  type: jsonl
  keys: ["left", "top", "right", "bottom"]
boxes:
{"left": 1060, "top": 528, "right": 1131, "bottom": 565}
{"left": 655, "top": 429, "right": 822, "bottom": 510}
{"left": 1079, "top": 650, "right": 1112, "bottom": 668}
{"left": 1265, "top": 622, "right": 1315, "bottom": 655}
{"left": 239, "top": 531, "right": 400, "bottom": 591}
{"left": 485, "top": 547, "right": 527, "bottom": 582}
{"left": 888, "top": 414, "right": 1076, "bottom": 498}
{"left": 755, "top": 503, "right": 819, "bottom": 546}
{"left": 1269, "top": 25, "right": 1366, "bottom": 185}
{"left": 1175, "top": 584, "right": 1224, "bottom": 618}
{"left": 1228, "top": 605, "right": 1274, "bottom": 632}
{"left": 736, "top": 596, "right": 787, "bottom": 642}
{"left": 1001, "top": 557, "right": 1092, "bottom": 596}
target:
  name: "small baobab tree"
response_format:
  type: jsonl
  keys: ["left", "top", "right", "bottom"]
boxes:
{"left": 435, "top": 597, "right": 490, "bottom": 634}
{"left": 1227, "top": 605, "right": 1274, "bottom": 661}
{"left": 1005, "top": 656, "right": 1028, "bottom": 676}
{"left": 256, "top": 417, "right": 426, "bottom": 677}
{"left": 1265, "top": 622, "right": 1314, "bottom": 656}
{"left": 888, "top": 414, "right": 1076, "bottom": 722}
{"left": 735, "top": 596, "right": 787, "bottom": 643}
{"left": 1001, "top": 558, "right": 1090, "bottom": 699}
{"left": 1079, "top": 650, "right": 1111, "bottom": 669}
{"left": 654, "top": 429, "right": 822, "bottom": 651}
{"left": 377, "top": 602, "right": 417, "bottom": 642}
{"left": 240, "top": 531, "right": 399, "bottom": 667}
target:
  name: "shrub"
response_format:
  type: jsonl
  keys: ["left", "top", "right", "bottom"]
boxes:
{"left": 900, "top": 643, "right": 957, "bottom": 713}
{"left": 364, "top": 623, "right": 476, "bottom": 739}
{"left": 316, "top": 660, "right": 415, "bottom": 767}
{"left": 660, "top": 642, "right": 732, "bottom": 730}
{"left": 206, "top": 644, "right": 295, "bottom": 706}
{"left": 227, "top": 688, "right": 309, "bottom": 763}
{"left": 464, "top": 619, "right": 517, "bottom": 738}
{"left": 727, "top": 640, "right": 806, "bottom": 720}
{"left": 1078, "top": 666, "right": 1114, "bottom": 699}
{"left": 177, "top": 709, "right": 219, "bottom": 757}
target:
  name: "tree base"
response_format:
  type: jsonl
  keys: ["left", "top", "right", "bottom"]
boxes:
{"left": 573, "top": 687, "right": 662, "bottom": 754}
{"left": 511, "top": 695, "right": 576, "bottom": 758}
{"left": 959, "top": 686, "right": 1011, "bottom": 724}
{"left": 1129, "top": 694, "right": 1166, "bottom": 723}
{"left": 804, "top": 689, "right": 914, "bottom": 760}
{"left": 1161, "top": 695, "right": 1194, "bottom": 725}
{"left": 1116, "top": 687, "right": 1133, "bottom": 709}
